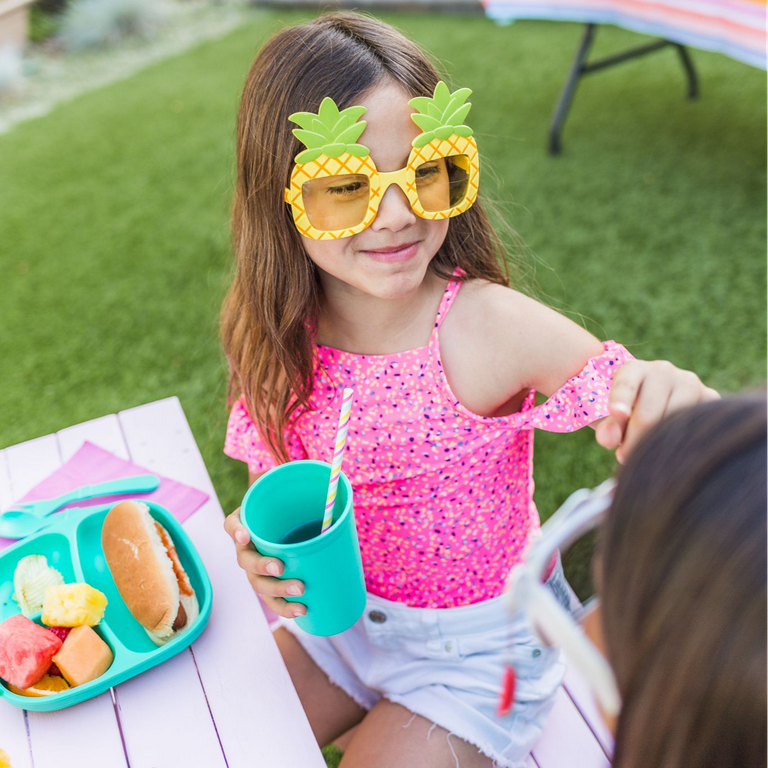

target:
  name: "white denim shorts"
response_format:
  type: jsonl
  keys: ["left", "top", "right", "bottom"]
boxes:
{"left": 279, "top": 557, "right": 571, "bottom": 768}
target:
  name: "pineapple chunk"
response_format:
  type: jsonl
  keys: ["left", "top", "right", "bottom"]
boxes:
{"left": 42, "top": 584, "right": 107, "bottom": 627}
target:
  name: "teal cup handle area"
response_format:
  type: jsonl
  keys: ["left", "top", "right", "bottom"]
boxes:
{"left": 240, "top": 460, "right": 366, "bottom": 637}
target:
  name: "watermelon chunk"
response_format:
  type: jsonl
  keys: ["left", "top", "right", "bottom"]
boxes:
{"left": 0, "top": 615, "right": 63, "bottom": 690}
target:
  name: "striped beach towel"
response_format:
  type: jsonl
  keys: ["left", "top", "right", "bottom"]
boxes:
{"left": 483, "top": 0, "right": 767, "bottom": 68}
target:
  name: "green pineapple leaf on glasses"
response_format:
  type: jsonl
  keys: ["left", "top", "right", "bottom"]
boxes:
{"left": 408, "top": 82, "right": 474, "bottom": 148}
{"left": 288, "top": 98, "right": 369, "bottom": 163}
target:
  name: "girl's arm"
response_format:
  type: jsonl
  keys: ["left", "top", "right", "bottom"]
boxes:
{"left": 479, "top": 287, "right": 718, "bottom": 461}
{"left": 441, "top": 281, "right": 717, "bottom": 461}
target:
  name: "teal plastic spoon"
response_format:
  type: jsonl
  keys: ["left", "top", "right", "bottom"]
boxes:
{"left": 0, "top": 475, "right": 159, "bottom": 539}
{"left": 0, "top": 502, "right": 114, "bottom": 542}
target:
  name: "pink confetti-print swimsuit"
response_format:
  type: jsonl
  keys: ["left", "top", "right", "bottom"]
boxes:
{"left": 225, "top": 272, "right": 634, "bottom": 609}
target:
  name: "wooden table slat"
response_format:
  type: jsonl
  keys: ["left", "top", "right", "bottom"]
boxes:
{"left": 57, "top": 414, "right": 130, "bottom": 462}
{"left": 118, "top": 397, "right": 326, "bottom": 768}
{"left": 0, "top": 714, "right": 33, "bottom": 768}
{"left": 560, "top": 589, "right": 614, "bottom": 758}
{"left": 26, "top": 695, "right": 128, "bottom": 768}
{"left": 114, "top": 650, "right": 228, "bottom": 768}
{"left": 531, "top": 686, "right": 611, "bottom": 768}
{"left": 563, "top": 665, "right": 614, "bottom": 757}
{"left": 0, "top": 451, "right": 34, "bottom": 768}
{"left": 0, "top": 451, "right": 14, "bottom": 513}
{"left": 3, "top": 435, "right": 61, "bottom": 501}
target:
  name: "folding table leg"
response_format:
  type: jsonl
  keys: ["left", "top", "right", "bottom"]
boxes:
{"left": 674, "top": 44, "right": 700, "bottom": 99}
{"left": 548, "top": 24, "right": 700, "bottom": 155}
{"left": 549, "top": 23, "right": 597, "bottom": 156}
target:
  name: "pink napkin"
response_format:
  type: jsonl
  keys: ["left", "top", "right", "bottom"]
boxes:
{"left": 0, "top": 441, "right": 209, "bottom": 551}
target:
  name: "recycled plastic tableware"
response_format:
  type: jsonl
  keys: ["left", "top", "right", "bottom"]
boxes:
{"left": 240, "top": 460, "right": 365, "bottom": 637}
{"left": 0, "top": 505, "right": 103, "bottom": 540}
{"left": 0, "top": 582, "right": 13, "bottom": 622}
{"left": 0, "top": 501, "right": 212, "bottom": 711}
{"left": 0, "top": 475, "right": 160, "bottom": 540}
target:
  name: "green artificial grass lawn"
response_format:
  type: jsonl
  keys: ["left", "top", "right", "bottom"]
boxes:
{"left": 0, "top": 5, "right": 765, "bottom": 708}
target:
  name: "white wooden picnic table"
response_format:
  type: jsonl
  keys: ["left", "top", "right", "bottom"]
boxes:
{"left": 0, "top": 397, "right": 613, "bottom": 768}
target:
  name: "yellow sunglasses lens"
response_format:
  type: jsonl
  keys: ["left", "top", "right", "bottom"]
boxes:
{"left": 301, "top": 174, "right": 371, "bottom": 232}
{"left": 415, "top": 154, "right": 471, "bottom": 213}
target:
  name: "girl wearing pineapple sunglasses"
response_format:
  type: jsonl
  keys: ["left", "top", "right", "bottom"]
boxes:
{"left": 222, "top": 12, "right": 718, "bottom": 768}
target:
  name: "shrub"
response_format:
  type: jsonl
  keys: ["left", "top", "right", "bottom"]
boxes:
{"left": 29, "top": 4, "right": 62, "bottom": 44}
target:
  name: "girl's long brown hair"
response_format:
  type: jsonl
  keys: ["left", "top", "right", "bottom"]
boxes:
{"left": 222, "top": 12, "right": 509, "bottom": 462}
{"left": 598, "top": 395, "right": 767, "bottom": 768}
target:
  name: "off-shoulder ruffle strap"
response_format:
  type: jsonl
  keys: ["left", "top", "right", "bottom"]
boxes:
{"left": 224, "top": 395, "right": 308, "bottom": 475}
{"left": 521, "top": 341, "right": 635, "bottom": 433}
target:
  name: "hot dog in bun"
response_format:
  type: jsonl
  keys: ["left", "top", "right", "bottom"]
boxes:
{"left": 101, "top": 500, "right": 199, "bottom": 645}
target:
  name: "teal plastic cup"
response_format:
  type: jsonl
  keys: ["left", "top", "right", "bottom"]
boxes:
{"left": 240, "top": 460, "right": 366, "bottom": 637}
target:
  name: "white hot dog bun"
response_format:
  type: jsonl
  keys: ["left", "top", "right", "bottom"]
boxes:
{"left": 101, "top": 500, "right": 199, "bottom": 645}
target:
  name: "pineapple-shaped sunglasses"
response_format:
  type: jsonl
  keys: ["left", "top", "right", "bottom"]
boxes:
{"left": 283, "top": 81, "right": 479, "bottom": 240}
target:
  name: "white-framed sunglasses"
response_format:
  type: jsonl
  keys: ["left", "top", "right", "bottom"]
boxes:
{"left": 501, "top": 480, "right": 622, "bottom": 720}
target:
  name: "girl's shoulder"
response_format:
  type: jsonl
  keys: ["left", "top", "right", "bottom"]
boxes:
{"left": 448, "top": 278, "right": 535, "bottom": 328}
{"left": 439, "top": 278, "right": 605, "bottom": 413}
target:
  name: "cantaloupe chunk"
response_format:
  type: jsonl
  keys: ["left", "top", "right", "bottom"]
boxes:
{"left": 51, "top": 625, "right": 113, "bottom": 687}
{"left": 42, "top": 584, "right": 107, "bottom": 627}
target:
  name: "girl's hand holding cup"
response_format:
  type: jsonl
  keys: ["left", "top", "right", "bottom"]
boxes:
{"left": 224, "top": 507, "right": 307, "bottom": 619}
{"left": 225, "top": 391, "right": 363, "bottom": 636}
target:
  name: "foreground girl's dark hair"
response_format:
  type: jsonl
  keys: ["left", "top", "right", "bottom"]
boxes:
{"left": 599, "top": 394, "right": 767, "bottom": 768}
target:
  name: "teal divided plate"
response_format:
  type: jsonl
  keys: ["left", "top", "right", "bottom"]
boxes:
{"left": 0, "top": 501, "right": 212, "bottom": 711}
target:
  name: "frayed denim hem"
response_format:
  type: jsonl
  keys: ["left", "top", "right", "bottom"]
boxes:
{"left": 383, "top": 693, "right": 531, "bottom": 768}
